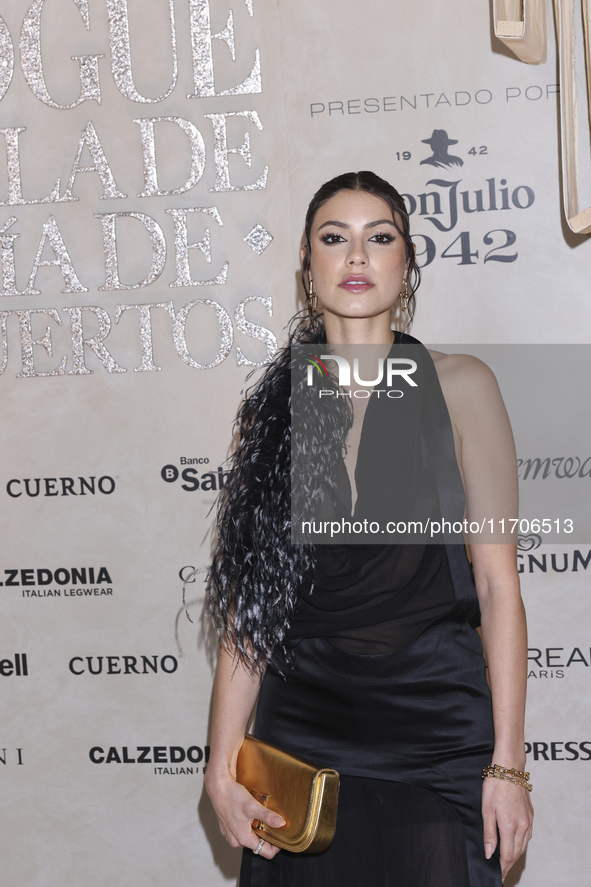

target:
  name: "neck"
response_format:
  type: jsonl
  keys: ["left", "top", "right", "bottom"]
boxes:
{"left": 323, "top": 314, "right": 395, "bottom": 346}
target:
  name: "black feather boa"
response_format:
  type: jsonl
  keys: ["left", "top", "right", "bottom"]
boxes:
{"left": 206, "top": 314, "right": 352, "bottom": 672}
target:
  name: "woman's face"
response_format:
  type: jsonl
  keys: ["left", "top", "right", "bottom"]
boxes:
{"left": 304, "top": 189, "right": 408, "bottom": 324}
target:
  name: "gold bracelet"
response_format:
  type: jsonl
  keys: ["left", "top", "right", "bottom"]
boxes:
{"left": 482, "top": 764, "right": 533, "bottom": 792}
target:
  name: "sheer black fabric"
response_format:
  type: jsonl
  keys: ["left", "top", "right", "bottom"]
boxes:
{"left": 286, "top": 543, "right": 456, "bottom": 653}
{"left": 242, "top": 775, "right": 471, "bottom": 887}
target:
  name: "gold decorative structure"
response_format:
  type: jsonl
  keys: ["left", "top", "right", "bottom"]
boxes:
{"left": 494, "top": 0, "right": 591, "bottom": 234}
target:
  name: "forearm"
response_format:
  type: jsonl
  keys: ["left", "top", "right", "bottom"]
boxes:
{"left": 475, "top": 556, "right": 533, "bottom": 875}
{"left": 475, "top": 555, "right": 528, "bottom": 769}
{"left": 206, "top": 644, "right": 265, "bottom": 786}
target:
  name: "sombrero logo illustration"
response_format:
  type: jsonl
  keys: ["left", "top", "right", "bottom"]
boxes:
{"left": 420, "top": 130, "right": 464, "bottom": 169}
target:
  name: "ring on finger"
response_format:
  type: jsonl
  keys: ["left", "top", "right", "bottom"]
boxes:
{"left": 253, "top": 837, "right": 265, "bottom": 856}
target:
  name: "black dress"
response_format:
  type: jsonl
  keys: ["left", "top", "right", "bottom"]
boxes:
{"left": 240, "top": 336, "right": 502, "bottom": 887}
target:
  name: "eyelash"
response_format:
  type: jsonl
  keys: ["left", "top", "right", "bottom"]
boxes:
{"left": 319, "top": 232, "right": 395, "bottom": 245}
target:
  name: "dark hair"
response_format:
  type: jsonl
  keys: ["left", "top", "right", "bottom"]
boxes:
{"left": 301, "top": 170, "right": 420, "bottom": 328}
{"left": 206, "top": 311, "right": 349, "bottom": 672}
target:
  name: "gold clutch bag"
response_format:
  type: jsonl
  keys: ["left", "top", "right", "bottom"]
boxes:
{"left": 235, "top": 733, "right": 340, "bottom": 853}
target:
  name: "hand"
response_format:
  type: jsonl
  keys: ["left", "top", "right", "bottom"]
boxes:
{"left": 205, "top": 770, "right": 286, "bottom": 860}
{"left": 482, "top": 776, "right": 534, "bottom": 882}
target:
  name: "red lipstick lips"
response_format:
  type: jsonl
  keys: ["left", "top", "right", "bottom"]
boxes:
{"left": 338, "top": 274, "right": 374, "bottom": 293}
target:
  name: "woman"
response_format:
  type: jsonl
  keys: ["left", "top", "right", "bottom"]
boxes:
{"left": 205, "top": 171, "right": 533, "bottom": 887}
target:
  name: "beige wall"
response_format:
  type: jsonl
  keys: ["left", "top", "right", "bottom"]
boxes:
{"left": 1, "top": 2, "right": 589, "bottom": 885}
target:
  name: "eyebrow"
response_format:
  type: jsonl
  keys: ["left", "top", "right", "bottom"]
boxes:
{"left": 317, "top": 218, "right": 397, "bottom": 231}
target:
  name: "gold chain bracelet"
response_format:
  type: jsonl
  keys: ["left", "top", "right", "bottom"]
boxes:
{"left": 482, "top": 764, "right": 533, "bottom": 792}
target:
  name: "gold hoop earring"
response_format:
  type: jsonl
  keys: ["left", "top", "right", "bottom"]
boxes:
{"left": 308, "top": 278, "right": 318, "bottom": 315}
{"left": 399, "top": 278, "right": 409, "bottom": 312}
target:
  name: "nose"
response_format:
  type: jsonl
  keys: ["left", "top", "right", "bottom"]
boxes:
{"left": 346, "top": 236, "right": 368, "bottom": 266}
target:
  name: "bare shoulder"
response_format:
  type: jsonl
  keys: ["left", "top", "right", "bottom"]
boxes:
{"left": 426, "top": 349, "right": 511, "bottom": 446}
{"left": 427, "top": 349, "right": 502, "bottom": 404}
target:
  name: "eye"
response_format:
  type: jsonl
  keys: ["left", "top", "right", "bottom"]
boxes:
{"left": 319, "top": 232, "right": 346, "bottom": 245}
{"left": 369, "top": 232, "right": 395, "bottom": 244}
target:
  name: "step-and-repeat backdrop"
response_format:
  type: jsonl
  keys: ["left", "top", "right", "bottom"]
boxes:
{"left": 1, "top": 2, "right": 589, "bottom": 885}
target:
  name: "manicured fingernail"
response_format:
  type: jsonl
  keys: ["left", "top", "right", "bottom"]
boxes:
{"left": 485, "top": 843, "right": 493, "bottom": 859}
{"left": 274, "top": 817, "right": 286, "bottom": 827}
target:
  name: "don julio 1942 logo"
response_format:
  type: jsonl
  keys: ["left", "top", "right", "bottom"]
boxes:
{"left": 304, "top": 124, "right": 539, "bottom": 269}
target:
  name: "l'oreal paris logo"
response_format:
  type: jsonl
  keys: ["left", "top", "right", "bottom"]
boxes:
{"left": 305, "top": 355, "right": 418, "bottom": 396}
